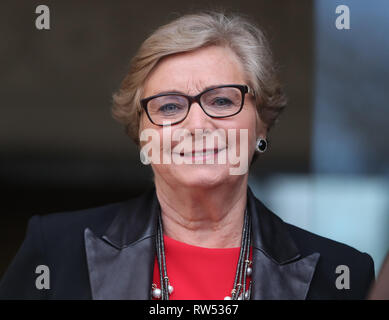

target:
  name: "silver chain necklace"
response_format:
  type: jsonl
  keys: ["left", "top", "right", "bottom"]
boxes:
{"left": 151, "top": 208, "right": 253, "bottom": 300}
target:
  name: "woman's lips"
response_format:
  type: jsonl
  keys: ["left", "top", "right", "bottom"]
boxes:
{"left": 174, "top": 147, "right": 227, "bottom": 161}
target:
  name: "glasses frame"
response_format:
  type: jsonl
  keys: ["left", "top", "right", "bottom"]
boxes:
{"left": 140, "top": 84, "right": 252, "bottom": 126}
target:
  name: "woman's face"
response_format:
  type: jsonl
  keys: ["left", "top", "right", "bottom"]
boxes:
{"left": 139, "top": 45, "right": 266, "bottom": 189}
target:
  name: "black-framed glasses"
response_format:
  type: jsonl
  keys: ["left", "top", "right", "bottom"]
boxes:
{"left": 140, "top": 84, "right": 253, "bottom": 126}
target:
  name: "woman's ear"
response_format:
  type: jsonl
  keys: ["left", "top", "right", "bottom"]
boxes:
{"left": 255, "top": 109, "right": 268, "bottom": 139}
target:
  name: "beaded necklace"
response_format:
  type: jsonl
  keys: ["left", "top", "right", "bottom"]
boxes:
{"left": 151, "top": 208, "right": 253, "bottom": 300}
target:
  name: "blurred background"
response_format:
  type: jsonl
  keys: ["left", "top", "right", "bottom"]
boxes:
{"left": 1, "top": 0, "right": 388, "bottom": 279}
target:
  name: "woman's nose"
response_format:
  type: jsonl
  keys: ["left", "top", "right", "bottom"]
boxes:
{"left": 181, "top": 102, "right": 215, "bottom": 132}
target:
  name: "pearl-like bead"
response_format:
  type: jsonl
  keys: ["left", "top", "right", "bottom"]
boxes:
{"left": 246, "top": 266, "right": 252, "bottom": 276}
{"left": 168, "top": 285, "right": 174, "bottom": 294}
{"left": 152, "top": 288, "right": 162, "bottom": 299}
{"left": 224, "top": 296, "right": 232, "bottom": 300}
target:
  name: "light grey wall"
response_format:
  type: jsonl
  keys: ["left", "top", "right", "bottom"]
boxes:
{"left": 312, "top": 0, "right": 389, "bottom": 174}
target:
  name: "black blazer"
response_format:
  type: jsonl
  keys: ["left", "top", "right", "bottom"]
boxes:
{"left": 0, "top": 187, "right": 375, "bottom": 299}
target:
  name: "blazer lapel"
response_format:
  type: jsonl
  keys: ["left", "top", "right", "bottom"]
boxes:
{"left": 251, "top": 249, "right": 320, "bottom": 299}
{"left": 84, "top": 188, "right": 159, "bottom": 300}
{"left": 247, "top": 187, "right": 320, "bottom": 299}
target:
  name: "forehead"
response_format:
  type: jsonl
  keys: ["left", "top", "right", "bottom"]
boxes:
{"left": 143, "top": 45, "right": 247, "bottom": 96}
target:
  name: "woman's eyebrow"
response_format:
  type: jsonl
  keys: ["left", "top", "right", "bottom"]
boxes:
{"left": 153, "top": 84, "right": 228, "bottom": 96}
{"left": 153, "top": 89, "right": 185, "bottom": 95}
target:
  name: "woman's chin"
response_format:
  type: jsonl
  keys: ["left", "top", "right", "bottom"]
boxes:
{"left": 169, "top": 164, "right": 232, "bottom": 189}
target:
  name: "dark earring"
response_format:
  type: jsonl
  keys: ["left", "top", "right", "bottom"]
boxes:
{"left": 256, "top": 138, "right": 267, "bottom": 153}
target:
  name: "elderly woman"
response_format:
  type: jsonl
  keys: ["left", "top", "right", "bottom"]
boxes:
{"left": 0, "top": 12, "right": 374, "bottom": 300}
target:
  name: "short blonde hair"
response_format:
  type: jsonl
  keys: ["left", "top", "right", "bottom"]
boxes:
{"left": 112, "top": 11, "right": 287, "bottom": 145}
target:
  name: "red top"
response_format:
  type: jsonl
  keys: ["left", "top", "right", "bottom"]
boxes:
{"left": 152, "top": 234, "right": 253, "bottom": 300}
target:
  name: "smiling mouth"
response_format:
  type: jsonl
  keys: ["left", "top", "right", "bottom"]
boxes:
{"left": 177, "top": 147, "right": 226, "bottom": 157}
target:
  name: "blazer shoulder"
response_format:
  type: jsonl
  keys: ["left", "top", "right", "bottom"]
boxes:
{"left": 285, "top": 222, "right": 371, "bottom": 261}
{"left": 38, "top": 201, "right": 123, "bottom": 239}
{"left": 284, "top": 222, "right": 375, "bottom": 298}
{"left": 20, "top": 189, "right": 157, "bottom": 252}
{"left": 36, "top": 189, "right": 158, "bottom": 245}
{"left": 41, "top": 187, "right": 156, "bottom": 224}
{"left": 285, "top": 222, "right": 374, "bottom": 281}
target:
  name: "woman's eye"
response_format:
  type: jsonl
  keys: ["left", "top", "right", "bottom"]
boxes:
{"left": 159, "top": 103, "right": 180, "bottom": 113}
{"left": 212, "top": 97, "right": 233, "bottom": 106}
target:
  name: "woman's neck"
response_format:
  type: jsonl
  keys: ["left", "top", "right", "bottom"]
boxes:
{"left": 154, "top": 175, "right": 248, "bottom": 248}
